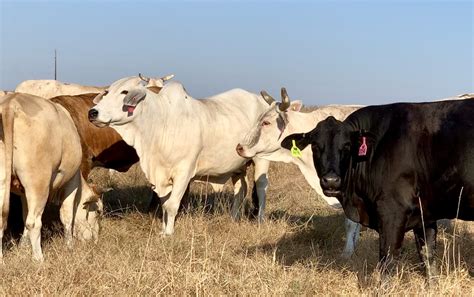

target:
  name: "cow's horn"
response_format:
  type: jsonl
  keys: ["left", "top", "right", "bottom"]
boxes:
{"left": 138, "top": 73, "right": 150, "bottom": 82}
{"left": 260, "top": 91, "right": 275, "bottom": 105}
{"left": 161, "top": 74, "right": 175, "bottom": 82}
{"left": 279, "top": 87, "right": 290, "bottom": 111}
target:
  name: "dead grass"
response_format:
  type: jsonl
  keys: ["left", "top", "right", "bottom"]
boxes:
{"left": 0, "top": 163, "right": 473, "bottom": 295}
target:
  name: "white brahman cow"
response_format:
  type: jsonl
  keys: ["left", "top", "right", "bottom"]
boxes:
{"left": 88, "top": 74, "right": 271, "bottom": 235}
{"left": 236, "top": 88, "right": 363, "bottom": 258}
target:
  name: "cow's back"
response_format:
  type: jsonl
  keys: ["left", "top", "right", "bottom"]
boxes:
{"left": 15, "top": 80, "right": 104, "bottom": 99}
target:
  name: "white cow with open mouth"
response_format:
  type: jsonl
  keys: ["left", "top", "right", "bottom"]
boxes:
{"left": 88, "top": 74, "right": 271, "bottom": 235}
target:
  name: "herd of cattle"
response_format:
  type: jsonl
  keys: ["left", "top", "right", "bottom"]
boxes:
{"left": 0, "top": 75, "right": 473, "bottom": 278}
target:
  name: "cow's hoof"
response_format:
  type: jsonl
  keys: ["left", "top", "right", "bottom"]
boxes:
{"left": 230, "top": 214, "right": 241, "bottom": 222}
{"left": 19, "top": 237, "right": 30, "bottom": 249}
{"left": 32, "top": 254, "right": 44, "bottom": 263}
{"left": 159, "top": 230, "right": 173, "bottom": 237}
{"left": 340, "top": 250, "right": 353, "bottom": 260}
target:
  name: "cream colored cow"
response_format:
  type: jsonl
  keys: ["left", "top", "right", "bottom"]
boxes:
{"left": 15, "top": 80, "right": 105, "bottom": 99}
{"left": 0, "top": 93, "right": 102, "bottom": 261}
{"left": 0, "top": 90, "right": 13, "bottom": 97}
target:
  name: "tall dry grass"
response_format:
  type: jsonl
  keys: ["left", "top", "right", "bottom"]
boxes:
{"left": 0, "top": 162, "right": 472, "bottom": 295}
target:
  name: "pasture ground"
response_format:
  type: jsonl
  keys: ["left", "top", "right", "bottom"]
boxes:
{"left": 0, "top": 162, "right": 473, "bottom": 295}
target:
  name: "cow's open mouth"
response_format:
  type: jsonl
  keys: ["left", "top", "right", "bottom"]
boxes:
{"left": 323, "top": 189, "right": 341, "bottom": 196}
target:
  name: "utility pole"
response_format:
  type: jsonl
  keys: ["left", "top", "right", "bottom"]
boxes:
{"left": 54, "top": 49, "right": 57, "bottom": 80}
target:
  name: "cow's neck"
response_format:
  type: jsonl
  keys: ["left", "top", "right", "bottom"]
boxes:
{"left": 112, "top": 92, "right": 194, "bottom": 176}
{"left": 341, "top": 115, "right": 384, "bottom": 229}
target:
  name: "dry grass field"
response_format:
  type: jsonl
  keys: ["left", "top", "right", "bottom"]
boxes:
{"left": 0, "top": 161, "right": 473, "bottom": 295}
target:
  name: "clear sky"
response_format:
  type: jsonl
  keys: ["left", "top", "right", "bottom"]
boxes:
{"left": 1, "top": 0, "right": 472, "bottom": 105}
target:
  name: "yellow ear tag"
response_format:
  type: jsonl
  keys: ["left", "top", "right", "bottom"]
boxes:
{"left": 291, "top": 140, "right": 302, "bottom": 158}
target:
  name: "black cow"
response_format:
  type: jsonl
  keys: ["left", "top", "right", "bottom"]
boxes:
{"left": 281, "top": 99, "right": 474, "bottom": 277}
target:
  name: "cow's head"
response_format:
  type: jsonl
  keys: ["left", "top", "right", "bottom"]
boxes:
{"left": 88, "top": 73, "right": 174, "bottom": 127}
{"left": 280, "top": 116, "right": 355, "bottom": 197}
{"left": 236, "top": 88, "right": 302, "bottom": 158}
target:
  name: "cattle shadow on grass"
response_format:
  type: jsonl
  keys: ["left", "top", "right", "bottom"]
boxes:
{"left": 146, "top": 183, "right": 259, "bottom": 222}
{"left": 101, "top": 185, "right": 154, "bottom": 218}
{"left": 247, "top": 210, "right": 474, "bottom": 281}
{"left": 246, "top": 210, "right": 381, "bottom": 272}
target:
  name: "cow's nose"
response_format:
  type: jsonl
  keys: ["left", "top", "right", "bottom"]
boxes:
{"left": 88, "top": 108, "right": 99, "bottom": 121}
{"left": 321, "top": 174, "right": 341, "bottom": 189}
{"left": 236, "top": 144, "right": 244, "bottom": 156}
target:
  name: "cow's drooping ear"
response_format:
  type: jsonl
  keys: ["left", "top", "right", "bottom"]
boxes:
{"left": 289, "top": 100, "right": 303, "bottom": 112}
{"left": 123, "top": 89, "right": 146, "bottom": 107}
{"left": 147, "top": 86, "right": 162, "bottom": 94}
{"left": 122, "top": 88, "right": 147, "bottom": 116}
{"left": 281, "top": 132, "right": 312, "bottom": 152}
{"left": 145, "top": 73, "right": 175, "bottom": 94}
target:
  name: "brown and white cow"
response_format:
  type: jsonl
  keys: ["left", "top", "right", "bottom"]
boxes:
{"left": 50, "top": 93, "right": 139, "bottom": 179}
{"left": 0, "top": 93, "right": 102, "bottom": 261}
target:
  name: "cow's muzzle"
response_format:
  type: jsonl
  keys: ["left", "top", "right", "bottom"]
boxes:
{"left": 321, "top": 174, "right": 342, "bottom": 196}
{"left": 236, "top": 144, "right": 245, "bottom": 157}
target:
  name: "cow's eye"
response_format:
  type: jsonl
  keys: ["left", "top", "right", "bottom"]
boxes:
{"left": 342, "top": 143, "right": 351, "bottom": 152}
{"left": 261, "top": 120, "right": 271, "bottom": 126}
{"left": 120, "top": 90, "right": 129, "bottom": 95}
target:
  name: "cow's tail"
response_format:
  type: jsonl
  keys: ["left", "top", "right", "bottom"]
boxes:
{"left": 1, "top": 100, "right": 14, "bottom": 233}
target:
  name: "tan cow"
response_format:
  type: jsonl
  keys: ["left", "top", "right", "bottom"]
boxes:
{"left": 0, "top": 90, "right": 14, "bottom": 97}
{"left": 15, "top": 80, "right": 105, "bottom": 99}
{"left": 0, "top": 93, "right": 102, "bottom": 261}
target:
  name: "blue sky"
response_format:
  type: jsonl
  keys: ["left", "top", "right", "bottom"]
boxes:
{"left": 1, "top": 0, "right": 472, "bottom": 105}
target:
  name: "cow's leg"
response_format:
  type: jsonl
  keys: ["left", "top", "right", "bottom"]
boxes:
{"left": 160, "top": 176, "right": 191, "bottom": 235}
{"left": 378, "top": 220, "right": 406, "bottom": 274}
{"left": 414, "top": 221, "right": 438, "bottom": 279}
{"left": 230, "top": 173, "right": 248, "bottom": 221}
{"left": 252, "top": 158, "right": 270, "bottom": 223}
{"left": 208, "top": 182, "right": 224, "bottom": 212}
{"left": 23, "top": 186, "right": 49, "bottom": 262}
{"left": 341, "top": 219, "right": 361, "bottom": 258}
{"left": 148, "top": 191, "right": 160, "bottom": 217}
{"left": 59, "top": 178, "right": 81, "bottom": 248}
{"left": 376, "top": 202, "right": 407, "bottom": 274}
{"left": 150, "top": 185, "right": 191, "bottom": 217}
{"left": 19, "top": 194, "right": 30, "bottom": 247}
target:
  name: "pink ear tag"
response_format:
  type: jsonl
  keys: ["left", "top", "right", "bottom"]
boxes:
{"left": 358, "top": 136, "right": 367, "bottom": 156}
